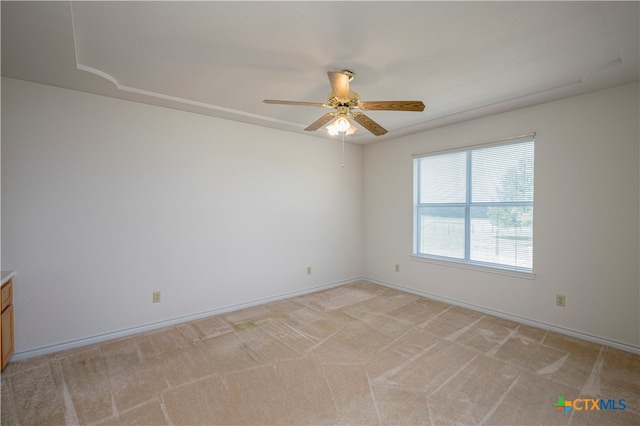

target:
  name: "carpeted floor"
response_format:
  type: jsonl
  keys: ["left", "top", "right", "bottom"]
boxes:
{"left": 1, "top": 281, "right": 639, "bottom": 425}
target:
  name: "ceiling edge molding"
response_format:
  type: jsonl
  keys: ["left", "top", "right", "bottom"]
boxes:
{"left": 68, "top": 4, "right": 299, "bottom": 129}
{"left": 74, "top": 64, "right": 302, "bottom": 129}
{"left": 416, "top": 79, "right": 584, "bottom": 128}
{"left": 582, "top": 57, "right": 624, "bottom": 82}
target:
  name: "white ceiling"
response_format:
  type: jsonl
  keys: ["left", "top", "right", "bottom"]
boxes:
{"left": 2, "top": 1, "right": 639, "bottom": 145}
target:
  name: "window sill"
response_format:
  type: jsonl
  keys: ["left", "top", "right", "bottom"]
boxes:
{"left": 410, "top": 255, "right": 536, "bottom": 280}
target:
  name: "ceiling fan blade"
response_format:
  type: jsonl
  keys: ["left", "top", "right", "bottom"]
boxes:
{"left": 361, "top": 101, "right": 425, "bottom": 112}
{"left": 263, "top": 99, "right": 327, "bottom": 107}
{"left": 305, "top": 113, "right": 336, "bottom": 131}
{"left": 352, "top": 112, "right": 388, "bottom": 136}
{"left": 327, "top": 71, "right": 350, "bottom": 102}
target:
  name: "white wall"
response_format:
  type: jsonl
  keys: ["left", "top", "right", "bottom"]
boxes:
{"left": 364, "top": 82, "right": 639, "bottom": 349}
{"left": 1, "top": 77, "right": 364, "bottom": 353}
{"left": 3, "top": 77, "right": 638, "bottom": 355}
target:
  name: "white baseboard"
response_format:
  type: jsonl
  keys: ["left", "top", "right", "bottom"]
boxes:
{"left": 11, "top": 277, "right": 364, "bottom": 361}
{"left": 12, "top": 276, "right": 639, "bottom": 361}
{"left": 367, "top": 277, "right": 640, "bottom": 356}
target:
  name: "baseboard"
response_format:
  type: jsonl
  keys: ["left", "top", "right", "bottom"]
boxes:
{"left": 14, "top": 276, "right": 638, "bottom": 361}
{"left": 11, "top": 277, "right": 365, "bottom": 361}
{"left": 367, "top": 277, "right": 640, "bottom": 356}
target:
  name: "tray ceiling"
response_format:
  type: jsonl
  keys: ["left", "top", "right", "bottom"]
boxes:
{"left": 2, "top": 1, "right": 638, "bottom": 145}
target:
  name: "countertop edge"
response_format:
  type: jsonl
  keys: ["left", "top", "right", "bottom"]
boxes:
{"left": 1, "top": 270, "right": 16, "bottom": 285}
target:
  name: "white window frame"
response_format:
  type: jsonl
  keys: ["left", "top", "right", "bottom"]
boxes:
{"left": 412, "top": 134, "right": 536, "bottom": 278}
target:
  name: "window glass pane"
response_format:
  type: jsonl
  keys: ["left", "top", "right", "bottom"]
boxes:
{"left": 470, "top": 206, "right": 533, "bottom": 268}
{"left": 419, "top": 152, "right": 467, "bottom": 203}
{"left": 418, "top": 206, "right": 465, "bottom": 259}
{"left": 414, "top": 137, "right": 534, "bottom": 272}
{"left": 472, "top": 142, "right": 534, "bottom": 203}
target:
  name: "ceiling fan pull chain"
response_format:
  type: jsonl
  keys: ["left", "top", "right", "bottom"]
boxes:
{"left": 341, "top": 133, "right": 345, "bottom": 168}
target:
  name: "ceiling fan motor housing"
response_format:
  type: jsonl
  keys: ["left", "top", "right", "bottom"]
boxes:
{"left": 327, "top": 91, "right": 361, "bottom": 109}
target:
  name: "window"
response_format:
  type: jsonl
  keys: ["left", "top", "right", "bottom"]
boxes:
{"left": 413, "top": 135, "right": 535, "bottom": 273}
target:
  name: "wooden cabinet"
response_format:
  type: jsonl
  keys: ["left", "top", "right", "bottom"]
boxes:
{"left": 1, "top": 277, "right": 14, "bottom": 370}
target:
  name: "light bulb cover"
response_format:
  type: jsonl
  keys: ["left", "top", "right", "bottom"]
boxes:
{"left": 326, "top": 114, "right": 357, "bottom": 136}
{"left": 334, "top": 117, "right": 350, "bottom": 132}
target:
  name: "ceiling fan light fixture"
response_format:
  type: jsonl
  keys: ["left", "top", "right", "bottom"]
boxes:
{"left": 326, "top": 114, "right": 357, "bottom": 136}
{"left": 334, "top": 116, "right": 350, "bottom": 132}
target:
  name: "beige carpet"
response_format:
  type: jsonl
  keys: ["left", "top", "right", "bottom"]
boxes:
{"left": 1, "top": 281, "right": 638, "bottom": 425}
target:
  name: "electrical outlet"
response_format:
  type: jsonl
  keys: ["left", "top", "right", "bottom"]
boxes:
{"left": 153, "top": 291, "right": 161, "bottom": 303}
{"left": 556, "top": 294, "right": 565, "bottom": 307}
{"left": 306, "top": 266, "right": 311, "bottom": 275}
{"left": 395, "top": 264, "right": 400, "bottom": 272}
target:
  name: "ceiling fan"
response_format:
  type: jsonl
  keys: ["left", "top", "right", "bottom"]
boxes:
{"left": 263, "top": 70, "right": 425, "bottom": 137}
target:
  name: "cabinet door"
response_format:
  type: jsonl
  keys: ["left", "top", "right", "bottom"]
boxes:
{"left": 1, "top": 304, "right": 14, "bottom": 369}
{"left": 1, "top": 280, "right": 11, "bottom": 311}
